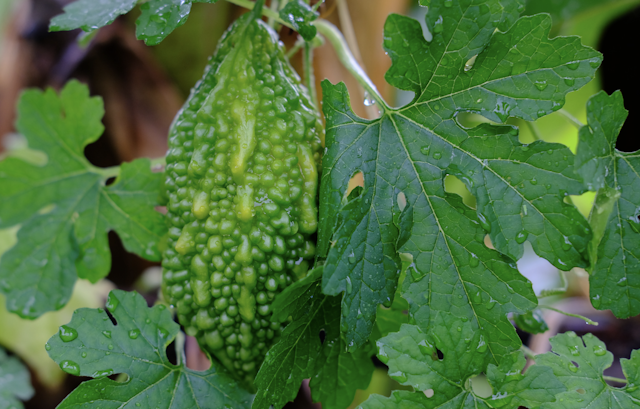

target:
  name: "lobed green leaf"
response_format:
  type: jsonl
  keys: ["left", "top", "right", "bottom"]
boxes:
{"left": 318, "top": 0, "right": 601, "bottom": 358}
{"left": 46, "top": 290, "right": 253, "bottom": 408}
{"left": 0, "top": 81, "right": 166, "bottom": 319}
{"left": 0, "top": 347, "right": 34, "bottom": 409}
{"left": 536, "top": 332, "right": 640, "bottom": 408}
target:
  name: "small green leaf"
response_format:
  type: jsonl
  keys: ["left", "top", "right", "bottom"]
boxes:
{"left": 536, "top": 332, "right": 640, "bottom": 408}
{"left": 136, "top": 0, "right": 193, "bottom": 46}
{"left": 0, "top": 81, "right": 166, "bottom": 318}
{"left": 309, "top": 339, "right": 375, "bottom": 409}
{"left": 360, "top": 317, "right": 563, "bottom": 408}
{"left": 0, "top": 347, "right": 34, "bottom": 409}
{"left": 514, "top": 308, "right": 549, "bottom": 334}
{"left": 254, "top": 277, "right": 342, "bottom": 409}
{"left": 575, "top": 91, "right": 640, "bottom": 318}
{"left": 279, "top": 0, "right": 318, "bottom": 41}
{"left": 270, "top": 266, "right": 323, "bottom": 323}
{"left": 50, "top": 0, "right": 138, "bottom": 32}
{"left": 46, "top": 290, "right": 253, "bottom": 408}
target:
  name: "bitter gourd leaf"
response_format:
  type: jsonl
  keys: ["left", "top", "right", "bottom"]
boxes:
{"left": 574, "top": 90, "right": 640, "bottom": 318}
{"left": 45, "top": 290, "right": 254, "bottom": 408}
{"left": 279, "top": 0, "right": 319, "bottom": 41}
{"left": 0, "top": 347, "right": 34, "bottom": 409}
{"left": 49, "top": 0, "right": 220, "bottom": 46}
{"left": 0, "top": 81, "right": 165, "bottom": 319}
{"left": 161, "top": 7, "right": 323, "bottom": 386}
{"left": 536, "top": 332, "right": 640, "bottom": 408}
{"left": 254, "top": 270, "right": 374, "bottom": 409}
{"left": 318, "top": 0, "right": 600, "bottom": 357}
{"left": 359, "top": 319, "right": 564, "bottom": 409}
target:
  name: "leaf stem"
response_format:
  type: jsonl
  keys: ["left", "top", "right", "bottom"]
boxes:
{"left": 521, "top": 345, "right": 536, "bottom": 360}
{"left": 334, "top": 0, "right": 379, "bottom": 119}
{"left": 539, "top": 305, "right": 599, "bottom": 326}
{"left": 538, "top": 270, "right": 567, "bottom": 298}
{"left": 268, "top": 0, "right": 279, "bottom": 28}
{"left": 286, "top": 36, "right": 305, "bottom": 59}
{"left": 603, "top": 375, "right": 628, "bottom": 384}
{"left": 558, "top": 109, "right": 585, "bottom": 129}
{"left": 312, "top": 19, "right": 389, "bottom": 112}
{"left": 225, "top": 0, "right": 286, "bottom": 25}
{"left": 304, "top": 41, "right": 319, "bottom": 109}
{"left": 524, "top": 120, "right": 543, "bottom": 141}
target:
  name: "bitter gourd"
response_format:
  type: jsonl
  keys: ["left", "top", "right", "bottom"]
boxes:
{"left": 161, "top": 10, "right": 322, "bottom": 385}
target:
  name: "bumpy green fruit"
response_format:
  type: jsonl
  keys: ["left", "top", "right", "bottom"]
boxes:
{"left": 162, "top": 14, "right": 322, "bottom": 384}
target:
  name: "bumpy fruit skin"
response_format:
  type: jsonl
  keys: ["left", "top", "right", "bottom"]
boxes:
{"left": 161, "top": 14, "right": 322, "bottom": 385}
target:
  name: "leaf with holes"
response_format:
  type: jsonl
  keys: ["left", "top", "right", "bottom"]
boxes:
{"left": 574, "top": 90, "right": 640, "bottom": 318}
{"left": 536, "top": 332, "right": 640, "bottom": 408}
{"left": 359, "top": 318, "right": 563, "bottom": 408}
{"left": 45, "top": 290, "right": 253, "bottom": 408}
{"left": 0, "top": 347, "right": 34, "bottom": 409}
{"left": 0, "top": 81, "right": 166, "bottom": 319}
{"left": 318, "top": 0, "right": 600, "bottom": 356}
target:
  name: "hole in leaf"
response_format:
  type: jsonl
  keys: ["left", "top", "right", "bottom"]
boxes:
{"left": 433, "top": 348, "right": 444, "bottom": 360}
{"left": 444, "top": 175, "right": 476, "bottom": 208}
{"left": 105, "top": 309, "right": 117, "bottom": 326}
{"left": 484, "top": 234, "right": 495, "bottom": 250}
{"left": 423, "top": 389, "right": 435, "bottom": 398}
{"left": 105, "top": 176, "right": 116, "bottom": 186}
{"left": 397, "top": 192, "right": 407, "bottom": 211}
{"left": 345, "top": 171, "right": 364, "bottom": 198}
{"left": 166, "top": 340, "right": 178, "bottom": 365}
{"left": 576, "top": 388, "right": 586, "bottom": 395}
{"left": 319, "top": 329, "right": 326, "bottom": 344}
{"left": 469, "top": 374, "right": 492, "bottom": 398}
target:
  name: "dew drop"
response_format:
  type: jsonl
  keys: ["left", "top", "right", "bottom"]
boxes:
{"left": 515, "top": 230, "right": 528, "bottom": 244}
{"left": 105, "top": 294, "right": 119, "bottom": 312}
{"left": 421, "top": 146, "right": 430, "bottom": 155}
{"left": 363, "top": 92, "right": 376, "bottom": 107}
{"left": 81, "top": 352, "right": 87, "bottom": 358}
{"left": 617, "top": 277, "right": 628, "bottom": 287}
{"left": 464, "top": 55, "right": 477, "bottom": 72}
{"left": 390, "top": 371, "right": 408, "bottom": 383}
{"left": 566, "top": 62, "right": 580, "bottom": 70}
{"left": 469, "top": 253, "right": 479, "bottom": 268}
{"left": 534, "top": 80, "right": 547, "bottom": 91}
{"left": 564, "top": 78, "right": 575, "bottom": 86}
{"left": 433, "top": 15, "right": 444, "bottom": 34}
{"left": 346, "top": 276, "right": 353, "bottom": 294}
{"left": 476, "top": 335, "right": 488, "bottom": 353}
{"left": 478, "top": 213, "right": 491, "bottom": 232}
{"left": 530, "top": 178, "right": 537, "bottom": 185}
{"left": 102, "top": 330, "right": 112, "bottom": 339}
{"left": 567, "top": 362, "right": 578, "bottom": 373}
{"left": 129, "top": 329, "right": 140, "bottom": 339}
{"left": 59, "top": 325, "right": 78, "bottom": 342}
{"left": 348, "top": 250, "right": 356, "bottom": 264}
{"left": 570, "top": 346, "right": 580, "bottom": 356}
{"left": 45, "top": 343, "right": 51, "bottom": 351}
{"left": 92, "top": 369, "right": 114, "bottom": 378}
{"left": 562, "top": 236, "right": 572, "bottom": 251}
{"left": 432, "top": 152, "right": 442, "bottom": 160}
{"left": 591, "top": 295, "right": 601, "bottom": 308}
{"left": 444, "top": 0, "right": 453, "bottom": 7}
{"left": 60, "top": 360, "right": 81, "bottom": 376}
